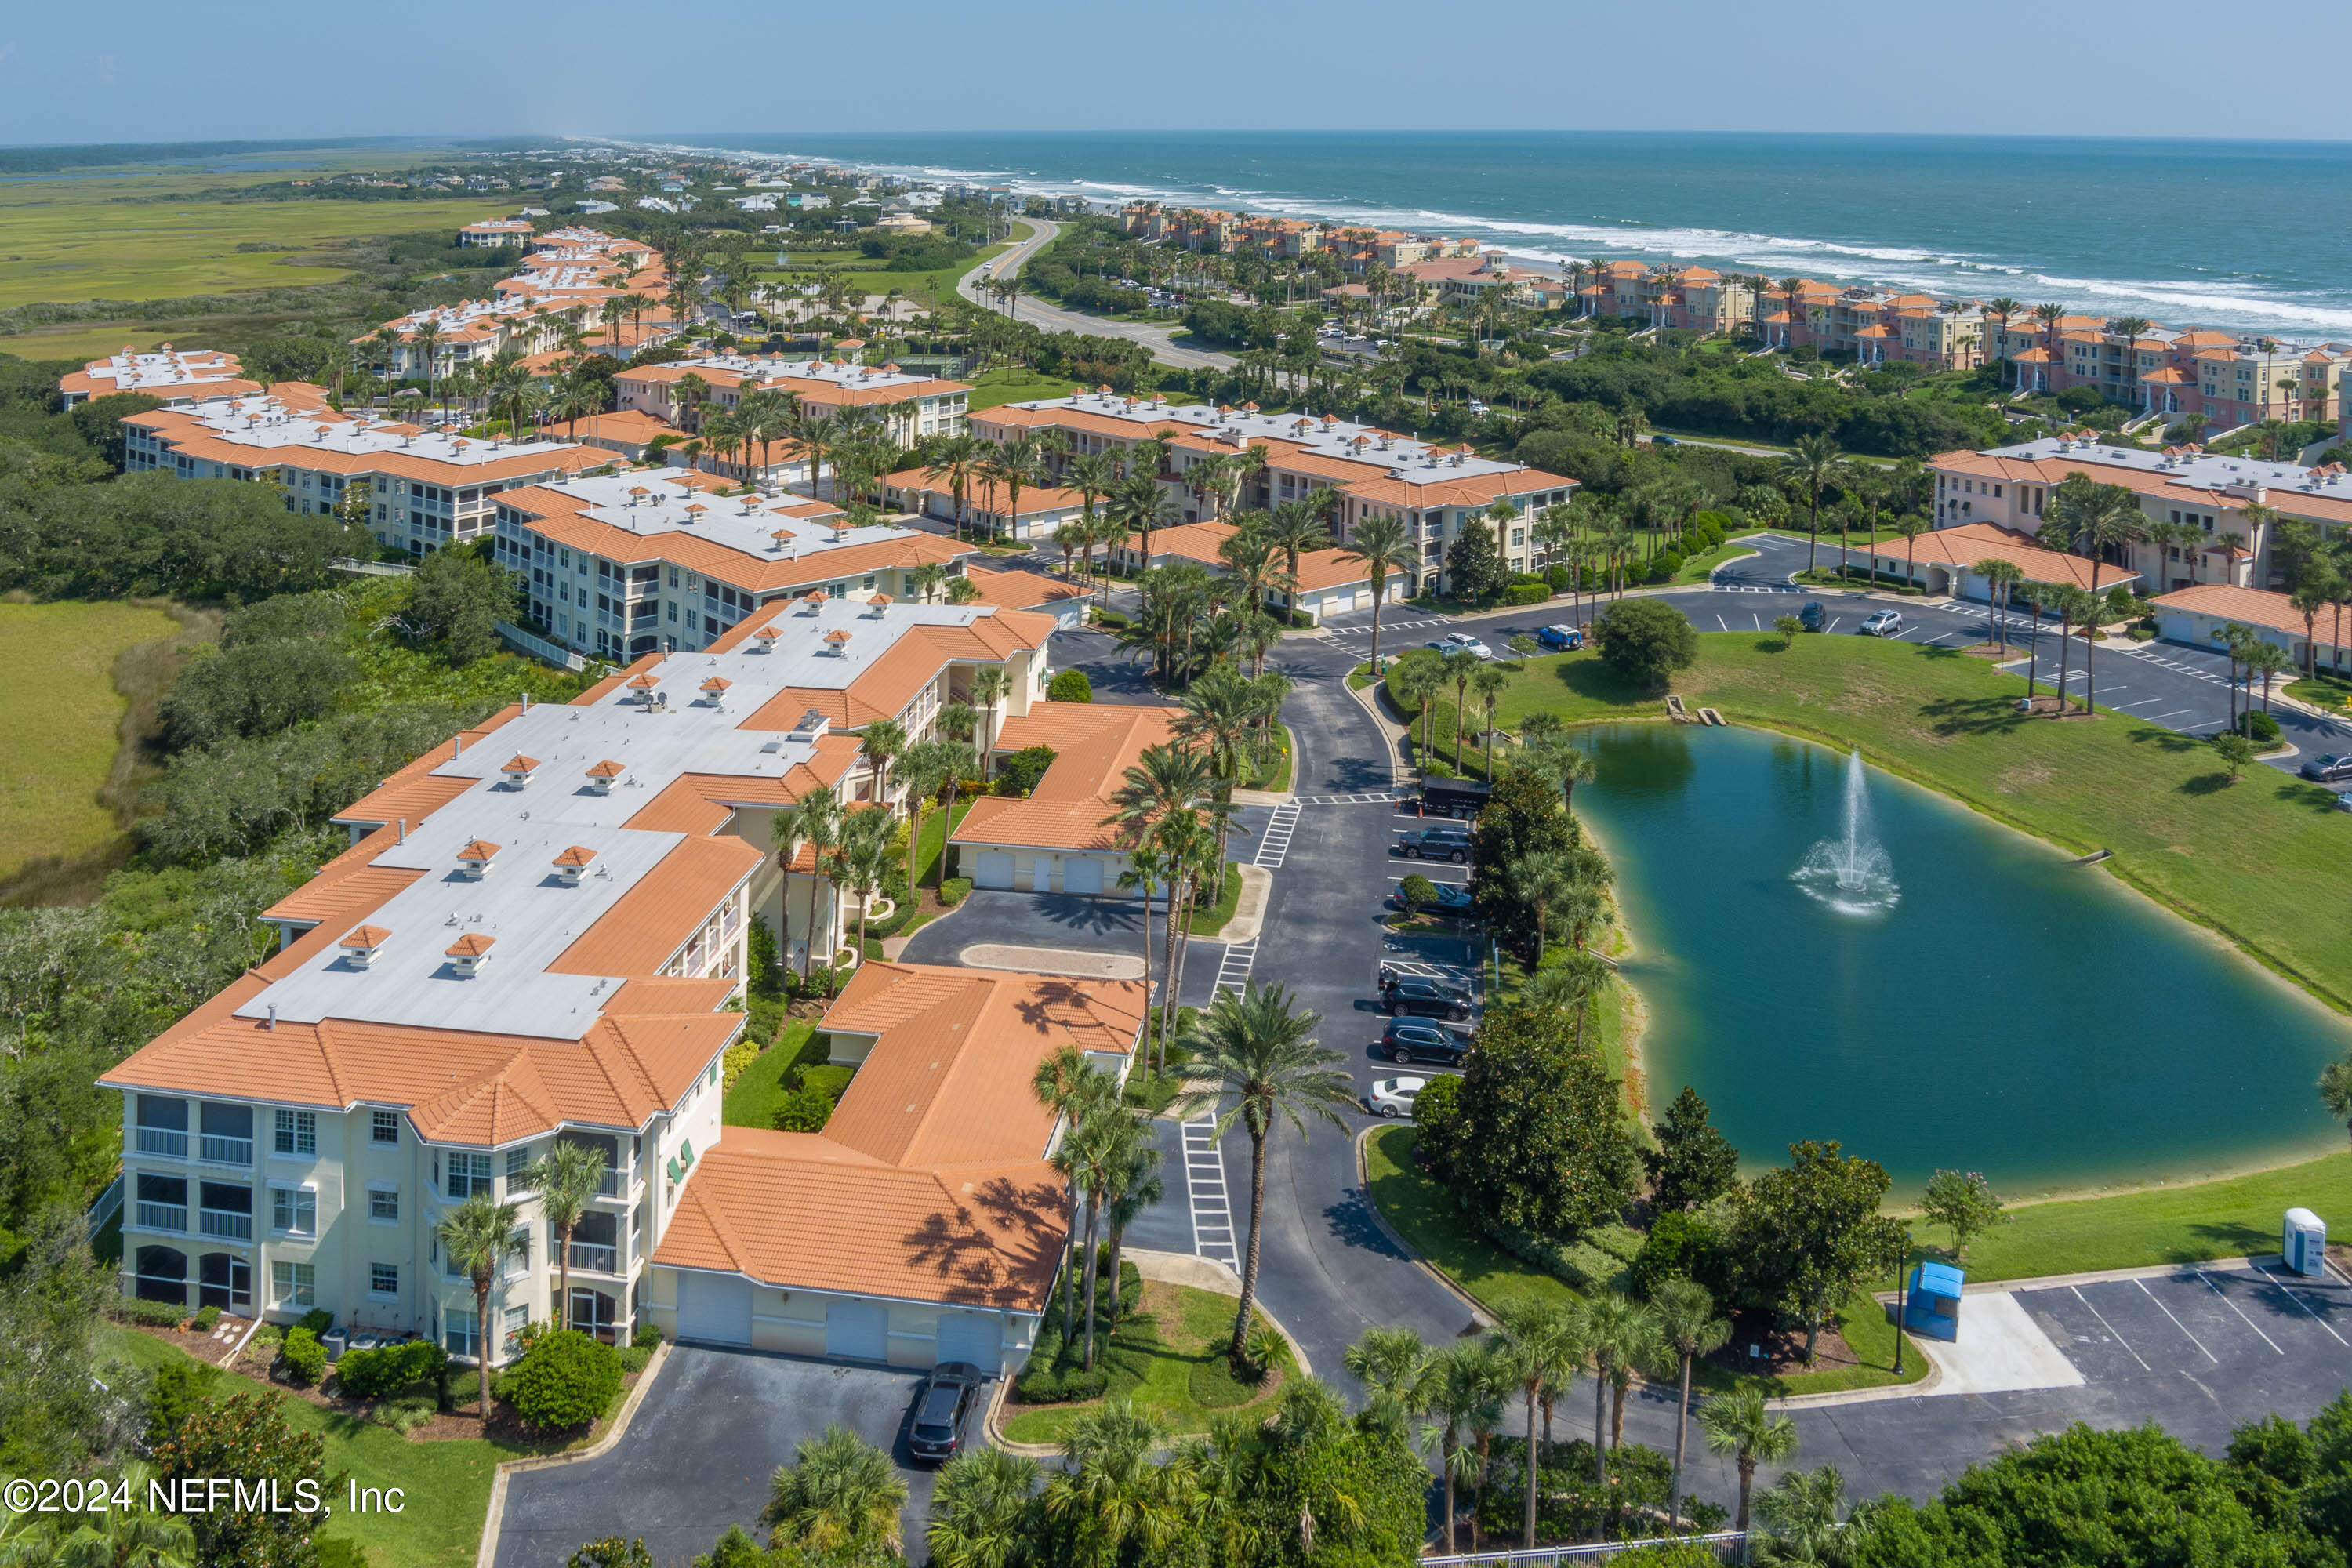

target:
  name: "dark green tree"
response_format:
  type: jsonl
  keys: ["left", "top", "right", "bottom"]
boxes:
{"left": 155, "top": 1392, "right": 340, "bottom": 1568}
{"left": 405, "top": 544, "right": 516, "bottom": 666}
{"left": 1468, "top": 768, "right": 1581, "bottom": 950}
{"left": 1591, "top": 598, "right": 1697, "bottom": 690}
{"left": 1410, "top": 1071, "right": 1465, "bottom": 1185}
{"left": 1450, "top": 1000, "right": 1639, "bottom": 1240}
{"left": 1444, "top": 519, "right": 1512, "bottom": 604}
{"left": 1642, "top": 1086, "right": 1740, "bottom": 1211}
{"left": 1730, "top": 1140, "right": 1907, "bottom": 1364}
{"left": 67, "top": 390, "right": 164, "bottom": 469}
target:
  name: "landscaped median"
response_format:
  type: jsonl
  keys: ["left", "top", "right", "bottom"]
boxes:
{"left": 1388, "top": 632, "right": 2352, "bottom": 1010}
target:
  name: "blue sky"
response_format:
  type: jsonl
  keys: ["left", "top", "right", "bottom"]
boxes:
{"left": 8, "top": 0, "right": 2352, "bottom": 147}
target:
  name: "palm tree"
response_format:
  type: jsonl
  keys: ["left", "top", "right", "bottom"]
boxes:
{"left": 1753, "top": 1464, "right": 1850, "bottom": 1566}
{"left": 2032, "top": 301, "right": 2067, "bottom": 358}
{"left": 1489, "top": 1300, "right": 1584, "bottom": 1548}
{"left": 922, "top": 434, "right": 985, "bottom": 539}
{"left": 1698, "top": 1388, "right": 1799, "bottom": 1541}
{"left": 1583, "top": 1291, "right": 1660, "bottom": 1473}
{"left": 786, "top": 784, "right": 843, "bottom": 977}
{"left": 834, "top": 808, "right": 895, "bottom": 959}
{"left": 437, "top": 1192, "right": 523, "bottom": 1421}
{"left": 1099, "top": 1138, "right": 1163, "bottom": 1324}
{"left": 1650, "top": 1277, "right": 1732, "bottom": 1533}
{"left": 1033, "top": 1045, "right": 1116, "bottom": 1338}
{"left": 1115, "top": 842, "right": 1174, "bottom": 1070}
{"left": 1417, "top": 1341, "right": 1510, "bottom": 1555}
{"left": 1472, "top": 663, "right": 1512, "bottom": 782}
{"left": 1508, "top": 848, "right": 1583, "bottom": 957}
{"left": 2295, "top": 579, "right": 2339, "bottom": 677}
{"left": 1171, "top": 982, "right": 1356, "bottom": 1359}
{"left": 1396, "top": 655, "right": 1449, "bottom": 767}
{"left": 978, "top": 434, "right": 1049, "bottom": 544}
{"left": 1041, "top": 1402, "right": 1183, "bottom": 1568}
{"left": 860, "top": 718, "right": 907, "bottom": 813}
{"left": 1066, "top": 1105, "right": 1147, "bottom": 1371}
{"left": 1341, "top": 514, "right": 1416, "bottom": 674}
{"left": 1984, "top": 297, "right": 2024, "bottom": 386}
{"left": 521, "top": 1138, "right": 609, "bottom": 1335}
{"left": 897, "top": 741, "right": 952, "bottom": 888}
{"left": 1784, "top": 435, "right": 1844, "bottom": 579}
{"left": 2013, "top": 581, "right": 2049, "bottom": 702}
{"left": 1443, "top": 649, "right": 1482, "bottom": 769}
{"left": 1343, "top": 1326, "right": 1430, "bottom": 1439}
{"left": 764, "top": 1423, "right": 909, "bottom": 1558}
{"left": 1973, "top": 558, "right": 2024, "bottom": 649}
{"left": 971, "top": 666, "right": 1010, "bottom": 753}
{"left": 1518, "top": 732, "right": 1597, "bottom": 818}
{"left": 926, "top": 1447, "right": 1039, "bottom": 1568}
{"left": 34, "top": 1461, "right": 196, "bottom": 1566}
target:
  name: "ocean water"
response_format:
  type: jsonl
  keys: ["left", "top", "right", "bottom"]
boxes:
{"left": 644, "top": 129, "right": 2352, "bottom": 338}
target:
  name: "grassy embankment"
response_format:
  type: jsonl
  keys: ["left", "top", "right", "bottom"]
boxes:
{"left": 999, "top": 1280, "right": 1287, "bottom": 1444}
{"left": 755, "top": 236, "right": 1014, "bottom": 312}
{"left": 0, "top": 600, "right": 212, "bottom": 891}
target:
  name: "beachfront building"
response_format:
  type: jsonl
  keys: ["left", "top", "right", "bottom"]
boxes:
{"left": 120, "top": 390, "right": 602, "bottom": 553}
{"left": 1980, "top": 318, "right": 2350, "bottom": 426}
{"left": 58, "top": 346, "right": 259, "bottom": 408}
{"left": 1928, "top": 433, "right": 2352, "bottom": 592}
{"left": 616, "top": 355, "right": 973, "bottom": 483}
{"left": 458, "top": 219, "right": 536, "bottom": 247}
{"left": 358, "top": 296, "right": 583, "bottom": 383}
{"left": 102, "top": 617, "right": 1098, "bottom": 1373}
{"left": 976, "top": 390, "right": 1574, "bottom": 598}
{"left": 492, "top": 468, "right": 975, "bottom": 662}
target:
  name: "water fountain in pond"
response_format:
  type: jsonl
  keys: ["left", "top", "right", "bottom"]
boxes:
{"left": 1793, "top": 749, "right": 1900, "bottom": 913}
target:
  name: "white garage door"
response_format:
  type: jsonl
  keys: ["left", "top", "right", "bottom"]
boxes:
{"left": 677, "top": 1272, "right": 753, "bottom": 1346}
{"left": 935, "top": 1312, "right": 1001, "bottom": 1370}
{"left": 826, "top": 1299, "right": 889, "bottom": 1362}
{"left": 1062, "top": 857, "right": 1103, "bottom": 895}
{"left": 974, "top": 851, "right": 1014, "bottom": 890}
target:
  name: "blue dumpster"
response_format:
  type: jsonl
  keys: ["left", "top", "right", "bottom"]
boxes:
{"left": 1904, "top": 1261, "right": 1964, "bottom": 1342}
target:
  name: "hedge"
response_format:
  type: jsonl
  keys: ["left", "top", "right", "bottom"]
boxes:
{"left": 1504, "top": 582, "right": 1550, "bottom": 605}
{"left": 504, "top": 1329, "right": 622, "bottom": 1432}
{"left": 941, "top": 877, "right": 971, "bottom": 907}
{"left": 335, "top": 1338, "right": 445, "bottom": 1400}
{"left": 281, "top": 1327, "right": 326, "bottom": 1385}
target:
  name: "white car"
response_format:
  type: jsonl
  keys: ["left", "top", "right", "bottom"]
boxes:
{"left": 1433, "top": 631, "right": 1494, "bottom": 660}
{"left": 1367, "top": 1076, "right": 1428, "bottom": 1118}
{"left": 1857, "top": 609, "right": 1905, "bottom": 637}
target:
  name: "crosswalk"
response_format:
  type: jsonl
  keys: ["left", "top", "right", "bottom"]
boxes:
{"left": 1211, "top": 937, "right": 1258, "bottom": 997}
{"left": 1291, "top": 790, "right": 1403, "bottom": 807}
{"left": 1254, "top": 802, "right": 1301, "bottom": 867}
{"left": 1320, "top": 615, "right": 1453, "bottom": 640}
{"left": 1180, "top": 1118, "right": 1238, "bottom": 1269}
{"left": 2123, "top": 647, "right": 2231, "bottom": 686}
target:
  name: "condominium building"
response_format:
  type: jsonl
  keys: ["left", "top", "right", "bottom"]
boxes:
{"left": 879, "top": 470, "right": 1089, "bottom": 543}
{"left": 491, "top": 469, "right": 973, "bottom": 662}
{"left": 949, "top": 701, "right": 1184, "bottom": 896}
{"left": 1929, "top": 433, "right": 2352, "bottom": 592}
{"left": 1106, "top": 517, "right": 1410, "bottom": 625}
{"left": 121, "top": 391, "right": 602, "bottom": 553}
{"left": 103, "top": 604, "right": 1079, "bottom": 1372}
{"left": 1980, "top": 320, "right": 2348, "bottom": 426}
{"left": 458, "top": 219, "right": 536, "bottom": 247}
{"left": 975, "top": 390, "right": 1575, "bottom": 597}
{"left": 58, "top": 346, "right": 258, "bottom": 408}
{"left": 615, "top": 355, "right": 973, "bottom": 457}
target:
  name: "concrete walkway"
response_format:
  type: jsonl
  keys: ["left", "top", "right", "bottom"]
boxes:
{"left": 958, "top": 943, "right": 1145, "bottom": 979}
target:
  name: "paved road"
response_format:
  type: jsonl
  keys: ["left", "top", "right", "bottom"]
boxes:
{"left": 959, "top": 217, "right": 1236, "bottom": 372}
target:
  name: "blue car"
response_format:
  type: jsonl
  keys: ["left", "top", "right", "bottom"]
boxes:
{"left": 1535, "top": 623, "right": 1583, "bottom": 652}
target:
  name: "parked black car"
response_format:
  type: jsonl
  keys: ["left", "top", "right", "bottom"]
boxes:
{"left": 1392, "top": 880, "right": 1476, "bottom": 916}
{"left": 907, "top": 1361, "right": 984, "bottom": 1463}
{"left": 1394, "top": 827, "right": 1472, "bottom": 862}
{"left": 2302, "top": 753, "right": 2352, "bottom": 783}
{"left": 1382, "top": 975, "right": 1473, "bottom": 1022}
{"left": 1381, "top": 1018, "right": 1470, "bottom": 1066}
{"left": 1798, "top": 601, "right": 1828, "bottom": 632}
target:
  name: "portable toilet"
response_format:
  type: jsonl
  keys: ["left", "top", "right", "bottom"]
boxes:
{"left": 1904, "top": 1261, "right": 1964, "bottom": 1342}
{"left": 2285, "top": 1208, "right": 2328, "bottom": 1276}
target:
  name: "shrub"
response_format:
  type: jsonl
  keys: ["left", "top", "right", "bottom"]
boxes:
{"left": 1423, "top": 759, "right": 1457, "bottom": 779}
{"left": 940, "top": 877, "right": 971, "bottom": 907}
{"left": 317, "top": 1539, "right": 374, "bottom": 1568}
{"left": 994, "top": 744, "right": 1058, "bottom": 797}
{"left": 616, "top": 1345, "right": 652, "bottom": 1375}
{"left": 191, "top": 1305, "right": 222, "bottom": 1334}
{"left": 114, "top": 1297, "right": 187, "bottom": 1328}
{"left": 371, "top": 1396, "right": 436, "bottom": 1435}
{"left": 1630, "top": 1209, "right": 1729, "bottom": 1301}
{"left": 1585, "top": 1222, "right": 1646, "bottom": 1265}
{"left": 799, "top": 1063, "right": 855, "bottom": 1100}
{"left": 1398, "top": 873, "right": 1438, "bottom": 908}
{"left": 296, "top": 1307, "right": 333, "bottom": 1338}
{"left": 1649, "top": 550, "right": 1684, "bottom": 582}
{"left": 2238, "top": 709, "right": 2282, "bottom": 745}
{"left": 1095, "top": 609, "right": 1130, "bottom": 629}
{"left": 1046, "top": 668, "right": 1093, "bottom": 702}
{"left": 335, "top": 1339, "right": 444, "bottom": 1400}
{"left": 721, "top": 1036, "right": 764, "bottom": 1091}
{"left": 281, "top": 1327, "right": 327, "bottom": 1385}
{"left": 1546, "top": 564, "right": 1573, "bottom": 591}
{"left": 633, "top": 1320, "right": 663, "bottom": 1349}
{"left": 146, "top": 1358, "right": 221, "bottom": 1447}
{"left": 1504, "top": 582, "right": 1550, "bottom": 606}
{"left": 505, "top": 1329, "right": 622, "bottom": 1432}
{"left": 1592, "top": 598, "right": 1697, "bottom": 689}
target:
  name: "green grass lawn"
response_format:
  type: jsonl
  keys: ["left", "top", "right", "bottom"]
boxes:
{"left": 1672, "top": 539, "right": 1752, "bottom": 583}
{"left": 1363, "top": 1129, "right": 1922, "bottom": 1396}
{"left": 1000, "top": 1281, "right": 1283, "bottom": 1444}
{"left": 722, "top": 1019, "right": 819, "bottom": 1129}
{"left": 103, "top": 1327, "right": 528, "bottom": 1568}
{"left": 1944, "top": 1149, "right": 2352, "bottom": 1282}
{"left": 1240, "top": 724, "right": 1293, "bottom": 793}
{"left": 757, "top": 238, "right": 1012, "bottom": 310}
{"left": 1390, "top": 632, "right": 2352, "bottom": 1010}
{"left": 912, "top": 798, "right": 975, "bottom": 887}
{"left": 966, "top": 366, "right": 1081, "bottom": 412}
{"left": 1184, "top": 859, "right": 1247, "bottom": 938}
{"left": 0, "top": 601, "right": 191, "bottom": 880}
{"left": 2285, "top": 672, "right": 2352, "bottom": 710}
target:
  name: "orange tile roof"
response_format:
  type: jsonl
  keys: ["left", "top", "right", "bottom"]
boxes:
{"left": 2152, "top": 583, "right": 2311, "bottom": 637}
{"left": 953, "top": 702, "right": 1185, "bottom": 853}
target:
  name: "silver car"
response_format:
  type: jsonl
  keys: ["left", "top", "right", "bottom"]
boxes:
{"left": 1858, "top": 609, "right": 1904, "bottom": 637}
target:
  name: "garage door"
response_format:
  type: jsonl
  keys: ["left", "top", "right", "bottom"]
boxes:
{"left": 935, "top": 1312, "right": 1001, "bottom": 1370}
{"left": 826, "top": 1300, "right": 889, "bottom": 1362}
{"left": 974, "top": 851, "right": 1014, "bottom": 890}
{"left": 1062, "top": 857, "right": 1103, "bottom": 895}
{"left": 677, "top": 1272, "right": 753, "bottom": 1346}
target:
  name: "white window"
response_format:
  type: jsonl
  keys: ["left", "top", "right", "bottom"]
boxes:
{"left": 445, "top": 1308, "right": 480, "bottom": 1360}
{"left": 271, "top": 1261, "right": 315, "bottom": 1308}
{"left": 368, "top": 1185, "right": 399, "bottom": 1224}
{"left": 271, "top": 1185, "right": 316, "bottom": 1236}
{"left": 274, "top": 1109, "right": 316, "bottom": 1158}
{"left": 370, "top": 1263, "right": 399, "bottom": 1298}
{"left": 372, "top": 1109, "right": 401, "bottom": 1146}
{"left": 506, "top": 1147, "right": 533, "bottom": 1189}
{"left": 447, "top": 1152, "right": 492, "bottom": 1200}
{"left": 506, "top": 1228, "right": 532, "bottom": 1279}
{"left": 502, "top": 1305, "right": 529, "bottom": 1354}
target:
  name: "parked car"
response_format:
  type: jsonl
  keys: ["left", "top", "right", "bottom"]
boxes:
{"left": 1426, "top": 631, "right": 1494, "bottom": 660}
{"left": 1382, "top": 1019, "right": 1469, "bottom": 1067}
{"left": 1653, "top": 434, "right": 1680, "bottom": 447}
{"left": 1392, "top": 880, "right": 1475, "bottom": 916}
{"left": 1382, "top": 975, "right": 1473, "bottom": 1021}
{"left": 1798, "top": 601, "right": 1828, "bottom": 632}
{"left": 1367, "top": 1076, "right": 1428, "bottom": 1117}
{"left": 1536, "top": 623, "right": 1584, "bottom": 652}
{"left": 1858, "top": 609, "right": 1905, "bottom": 637}
{"left": 2302, "top": 753, "right": 2352, "bottom": 783}
{"left": 907, "top": 1361, "right": 984, "bottom": 1463}
{"left": 1394, "top": 827, "right": 1471, "bottom": 862}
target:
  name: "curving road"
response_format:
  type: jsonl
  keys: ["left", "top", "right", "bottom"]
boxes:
{"left": 960, "top": 218, "right": 1236, "bottom": 372}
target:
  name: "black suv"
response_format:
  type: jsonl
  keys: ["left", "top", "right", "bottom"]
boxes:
{"left": 1382, "top": 975, "right": 1473, "bottom": 1022}
{"left": 1394, "top": 828, "right": 1471, "bottom": 863}
{"left": 1798, "top": 601, "right": 1828, "bottom": 632}
{"left": 1382, "top": 1018, "right": 1469, "bottom": 1066}
{"left": 907, "top": 1361, "right": 983, "bottom": 1463}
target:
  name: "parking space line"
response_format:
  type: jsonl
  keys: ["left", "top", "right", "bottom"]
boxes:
{"left": 2255, "top": 1265, "right": 2351, "bottom": 1346}
{"left": 2151, "top": 710, "right": 2196, "bottom": 721}
{"left": 1715, "top": 614, "right": 1728, "bottom": 630}
{"left": 2130, "top": 1279, "right": 2217, "bottom": 1363}
{"left": 2071, "top": 1285, "right": 2151, "bottom": 1370}
{"left": 2117, "top": 699, "right": 2161, "bottom": 708}
{"left": 1927, "top": 633, "right": 1955, "bottom": 644}
{"left": 2195, "top": 1269, "right": 2285, "bottom": 1353}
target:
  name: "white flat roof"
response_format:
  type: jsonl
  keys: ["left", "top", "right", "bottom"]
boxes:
{"left": 1987, "top": 437, "right": 2352, "bottom": 502}
{"left": 172, "top": 396, "right": 586, "bottom": 470}
{"left": 524, "top": 472, "right": 931, "bottom": 568}
{"left": 1013, "top": 390, "right": 1534, "bottom": 482}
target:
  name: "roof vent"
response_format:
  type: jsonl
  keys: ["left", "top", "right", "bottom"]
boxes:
{"left": 788, "top": 709, "right": 831, "bottom": 742}
{"left": 823, "top": 628, "right": 851, "bottom": 653}
{"left": 501, "top": 753, "right": 541, "bottom": 787}
{"left": 586, "top": 758, "right": 625, "bottom": 793}
{"left": 445, "top": 932, "right": 495, "bottom": 977}
{"left": 456, "top": 839, "right": 501, "bottom": 879}
{"left": 553, "top": 845, "right": 597, "bottom": 885}
{"left": 340, "top": 924, "right": 390, "bottom": 968}
{"left": 699, "top": 675, "right": 733, "bottom": 702}
{"left": 753, "top": 625, "right": 782, "bottom": 650}
{"left": 626, "top": 673, "right": 661, "bottom": 706}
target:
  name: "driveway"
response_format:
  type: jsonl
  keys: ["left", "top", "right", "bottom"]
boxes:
{"left": 493, "top": 1347, "right": 949, "bottom": 1568}
{"left": 959, "top": 217, "right": 1234, "bottom": 372}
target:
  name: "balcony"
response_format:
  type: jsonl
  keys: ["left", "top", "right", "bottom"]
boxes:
{"left": 565, "top": 1241, "right": 622, "bottom": 1276}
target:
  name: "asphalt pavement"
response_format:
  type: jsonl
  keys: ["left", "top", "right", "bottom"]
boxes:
{"left": 959, "top": 217, "right": 1236, "bottom": 372}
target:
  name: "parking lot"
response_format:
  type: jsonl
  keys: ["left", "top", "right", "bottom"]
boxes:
{"left": 2018, "top": 1260, "right": 2352, "bottom": 1387}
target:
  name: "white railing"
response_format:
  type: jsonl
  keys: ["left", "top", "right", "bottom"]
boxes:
{"left": 329, "top": 557, "right": 419, "bottom": 579}
{"left": 1421, "top": 1533, "right": 1747, "bottom": 1567}
{"left": 88, "top": 1174, "right": 123, "bottom": 1231}
{"left": 495, "top": 621, "right": 590, "bottom": 672}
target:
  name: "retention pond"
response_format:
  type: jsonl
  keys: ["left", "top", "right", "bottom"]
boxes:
{"left": 1574, "top": 722, "right": 2350, "bottom": 1195}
